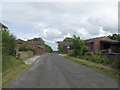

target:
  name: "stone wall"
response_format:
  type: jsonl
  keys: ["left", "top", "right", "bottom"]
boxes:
{"left": 17, "top": 51, "right": 34, "bottom": 59}
{"left": 93, "top": 40, "right": 101, "bottom": 53}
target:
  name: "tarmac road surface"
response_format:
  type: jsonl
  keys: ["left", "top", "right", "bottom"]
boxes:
{"left": 9, "top": 53, "right": 118, "bottom": 88}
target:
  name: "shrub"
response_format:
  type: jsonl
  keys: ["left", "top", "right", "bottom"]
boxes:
{"left": 109, "top": 60, "right": 119, "bottom": 69}
{"left": 2, "top": 29, "right": 16, "bottom": 55}
{"left": 19, "top": 46, "right": 35, "bottom": 51}
{"left": 79, "top": 55, "right": 110, "bottom": 65}
{"left": 79, "top": 54, "right": 120, "bottom": 69}
{"left": 68, "top": 50, "right": 75, "bottom": 56}
{"left": 45, "top": 44, "right": 53, "bottom": 53}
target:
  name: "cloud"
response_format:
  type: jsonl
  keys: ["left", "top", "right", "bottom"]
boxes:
{"left": 2, "top": 2, "right": 118, "bottom": 50}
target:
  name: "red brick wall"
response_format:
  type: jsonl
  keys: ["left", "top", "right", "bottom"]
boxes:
{"left": 34, "top": 47, "right": 44, "bottom": 55}
{"left": 93, "top": 40, "right": 101, "bottom": 53}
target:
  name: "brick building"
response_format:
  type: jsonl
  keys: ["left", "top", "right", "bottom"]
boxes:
{"left": 57, "top": 41, "right": 73, "bottom": 54}
{"left": 17, "top": 39, "right": 45, "bottom": 56}
{"left": 28, "top": 41, "right": 45, "bottom": 54}
{"left": 84, "top": 36, "right": 119, "bottom": 54}
{"left": 57, "top": 36, "right": 119, "bottom": 54}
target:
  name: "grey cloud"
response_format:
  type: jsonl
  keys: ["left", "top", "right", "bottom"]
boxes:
{"left": 2, "top": 2, "right": 118, "bottom": 50}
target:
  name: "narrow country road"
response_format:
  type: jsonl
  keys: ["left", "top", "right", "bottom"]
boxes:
{"left": 9, "top": 53, "right": 118, "bottom": 88}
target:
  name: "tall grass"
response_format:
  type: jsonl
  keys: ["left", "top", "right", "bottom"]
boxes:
{"left": 2, "top": 55, "right": 25, "bottom": 72}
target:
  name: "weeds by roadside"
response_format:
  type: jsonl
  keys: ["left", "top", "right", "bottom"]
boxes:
{"left": 2, "top": 55, "right": 30, "bottom": 88}
{"left": 64, "top": 56, "right": 120, "bottom": 80}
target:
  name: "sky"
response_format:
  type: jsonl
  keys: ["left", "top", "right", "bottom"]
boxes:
{"left": 1, "top": 0, "right": 119, "bottom": 50}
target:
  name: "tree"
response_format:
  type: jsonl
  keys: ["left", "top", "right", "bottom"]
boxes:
{"left": 2, "top": 29, "right": 16, "bottom": 55}
{"left": 108, "top": 34, "right": 120, "bottom": 41}
{"left": 63, "top": 37, "right": 73, "bottom": 42}
{"left": 72, "top": 35, "right": 90, "bottom": 56}
{"left": 27, "top": 37, "right": 43, "bottom": 41}
{"left": 58, "top": 44, "right": 64, "bottom": 53}
{"left": 45, "top": 44, "right": 53, "bottom": 53}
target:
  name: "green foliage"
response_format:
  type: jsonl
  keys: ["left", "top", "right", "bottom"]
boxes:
{"left": 27, "top": 37, "right": 43, "bottom": 41}
{"left": 65, "top": 56, "right": 120, "bottom": 79}
{"left": 72, "top": 35, "right": 90, "bottom": 56}
{"left": 2, "top": 55, "right": 25, "bottom": 72}
{"left": 63, "top": 37, "right": 73, "bottom": 42}
{"left": 58, "top": 44, "right": 64, "bottom": 53}
{"left": 2, "top": 29, "right": 16, "bottom": 55}
{"left": 68, "top": 50, "right": 75, "bottom": 56}
{"left": 108, "top": 33, "right": 120, "bottom": 41}
{"left": 19, "top": 46, "right": 35, "bottom": 51}
{"left": 45, "top": 44, "right": 53, "bottom": 53}
{"left": 79, "top": 55, "right": 119, "bottom": 69}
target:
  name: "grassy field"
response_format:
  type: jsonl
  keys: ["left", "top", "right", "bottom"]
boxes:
{"left": 2, "top": 55, "right": 31, "bottom": 88}
{"left": 64, "top": 56, "right": 120, "bottom": 80}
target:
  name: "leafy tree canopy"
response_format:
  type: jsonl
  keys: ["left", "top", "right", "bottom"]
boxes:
{"left": 72, "top": 35, "right": 90, "bottom": 56}
{"left": 108, "top": 34, "right": 120, "bottom": 41}
{"left": 2, "top": 29, "right": 16, "bottom": 55}
{"left": 45, "top": 44, "right": 53, "bottom": 53}
{"left": 63, "top": 37, "right": 73, "bottom": 42}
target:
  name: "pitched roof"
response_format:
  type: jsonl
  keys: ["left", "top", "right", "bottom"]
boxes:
{"left": 17, "top": 39, "right": 45, "bottom": 48}
{"left": 0, "top": 23, "right": 8, "bottom": 30}
{"left": 28, "top": 41, "right": 44, "bottom": 45}
{"left": 57, "top": 41, "right": 73, "bottom": 46}
{"left": 84, "top": 36, "right": 119, "bottom": 44}
{"left": 100, "top": 40, "right": 119, "bottom": 44}
{"left": 84, "top": 36, "right": 106, "bottom": 42}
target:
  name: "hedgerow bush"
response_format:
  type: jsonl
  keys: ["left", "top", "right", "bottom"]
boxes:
{"left": 80, "top": 55, "right": 109, "bottom": 64}
{"left": 79, "top": 55, "right": 119, "bottom": 69}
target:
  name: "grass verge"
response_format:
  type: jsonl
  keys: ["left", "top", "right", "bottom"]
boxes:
{"left": 2, "top": 55, "right": 31, "bottom": 88}
{"left": 64, "top": 56, "right": 120, "bottom": 80}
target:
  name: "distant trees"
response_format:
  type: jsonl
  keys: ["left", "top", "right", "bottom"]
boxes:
{"left": 108, "top": 34, "right": 120, "bottom": 41}
{"left": 27, "top": 38, "right": 43, "bottom": 41}
{"left": 63, "top": 37, "right": 73, "bottom": 42}
{"left": 45, "top": 44, "right": 53, "bottom": 53}
{"left": 2, "top": 29, "right": 16, "bottom": 55}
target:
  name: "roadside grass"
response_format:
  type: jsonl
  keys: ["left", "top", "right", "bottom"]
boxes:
{"left": 0, "top": 73, "right": 2, "bottom": 89}
{"left": 64, "top": 56, "right": 120, "bottom": 80}
{"left": 2, "top": 55, "right": 31, "bottom": 88}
